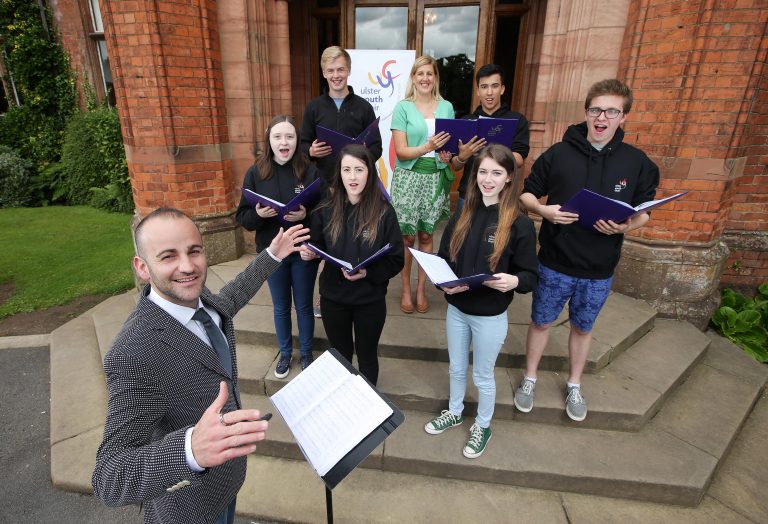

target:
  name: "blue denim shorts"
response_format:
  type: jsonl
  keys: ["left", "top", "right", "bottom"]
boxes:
{"left": 531, "top": 263, "right": 613, "bottom": 332}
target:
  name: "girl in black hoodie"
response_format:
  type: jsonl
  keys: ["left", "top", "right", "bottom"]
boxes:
{"left": 300, "top": 144, "right": 404, "bottom": 385}
{"left": 235, "top": 115, "right": 320, "bottom": 379}
{"left": 424, "top": 144, "right": 538, "bottom": 459}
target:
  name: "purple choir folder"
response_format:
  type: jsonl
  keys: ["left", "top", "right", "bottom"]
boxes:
{"left": 241, "top": 178, "right": 322, "bottom": 224}
{"left": 560, "top": 188, "right": 689, "bottom": 229}
{"left": 305, "top": 242, "right": 392, "bottom": 275}
{"left": 435, "top": 117, "right": 519, "bottom": 154}
{"left": 316, "top": 117, "right": 381, "bottom": 153}
{"left": 408, "top": 248, "right": 499, "bottom": 289}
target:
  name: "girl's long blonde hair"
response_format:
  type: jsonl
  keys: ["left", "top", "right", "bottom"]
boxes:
{"left": 449, "top": 144, "right": 522, "bottom": 272}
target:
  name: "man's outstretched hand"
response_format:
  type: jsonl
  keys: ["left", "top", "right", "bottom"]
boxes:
{"left": 191, "top": 381, "right": 269, "bottom": 468}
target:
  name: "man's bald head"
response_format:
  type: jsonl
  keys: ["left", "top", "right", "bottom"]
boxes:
{"left": 134, "top": 207, "right": 197, "bottom": 259}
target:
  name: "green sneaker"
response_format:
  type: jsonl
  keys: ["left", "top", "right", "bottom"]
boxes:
{"left": 463, "top": 423, "right": 492, "bottom": 459}
{"left": 424, "top": 410, "right": 463, "bottom": 435}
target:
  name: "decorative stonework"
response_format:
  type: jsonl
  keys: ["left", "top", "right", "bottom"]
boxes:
{"left": 614, "top": 238, "right": 730, "bottom": 329}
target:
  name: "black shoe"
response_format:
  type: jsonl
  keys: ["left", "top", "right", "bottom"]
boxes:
{"left": 300, "top": 354, "right": 314, "bottom": 371}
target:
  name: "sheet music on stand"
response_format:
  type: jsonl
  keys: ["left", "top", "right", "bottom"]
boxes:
{"left": 270, "top": 350, "right": 395, "bottom": 477}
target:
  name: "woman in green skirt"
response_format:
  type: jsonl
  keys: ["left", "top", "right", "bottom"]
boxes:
{"left": 390, "top": 55, "right": 454, "bottom": 314}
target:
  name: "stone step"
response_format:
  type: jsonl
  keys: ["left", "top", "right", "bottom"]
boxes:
{"left": 236, "top": 336, "right": 766, "bottom": 506}
{"left": 238, "top": 319, "right": 708, "bottom": 432}
{"left": 230, "top": 287, "right": 657, "bottom": 373}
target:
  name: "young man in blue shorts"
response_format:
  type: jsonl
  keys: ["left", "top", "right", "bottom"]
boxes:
{"left": 515, "top": 79, "right": 659, "bottom": 421}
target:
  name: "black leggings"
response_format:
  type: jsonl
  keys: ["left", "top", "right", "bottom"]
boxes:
{"left": 320, "top": 297, "right": 387, "bottom": 385}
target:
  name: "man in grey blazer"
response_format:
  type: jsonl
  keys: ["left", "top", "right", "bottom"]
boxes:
{"left": 92, "top": 207, "right": 309, "bottom": 524}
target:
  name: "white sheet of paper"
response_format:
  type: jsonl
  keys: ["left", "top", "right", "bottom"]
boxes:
{"left": 407, "top": 248, "right": 458, "bottom": 285}
{"left": 270, "top": 351, "right": 393, "bottom": 476}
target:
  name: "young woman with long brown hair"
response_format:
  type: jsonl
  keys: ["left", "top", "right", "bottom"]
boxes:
{"left": 300, "top": 144, "right": 404, "bottom": 385}
{"left": 423, "top": 144, "right": 538, "bottom": 458}
{"left": 236, "top": 115, "right": 319, "bottom": 379}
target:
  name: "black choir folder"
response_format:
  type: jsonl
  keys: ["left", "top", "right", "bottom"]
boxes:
{"left": 304, "top": 242, "right": 392, "bottom": 275}
{"left": 560, "top": 188, "right": 689, "bottom": 229}
{"left": 316, "top": 117, "right": 381, "bottom": 153}
{"left": 408, "top": 248, "right": 500, "bottom": 289}
{"left": 269, "top": 348, "right": 404, "bottom": 489}
{"left": 241, "top": 178, "right": 322, "bottom": 225}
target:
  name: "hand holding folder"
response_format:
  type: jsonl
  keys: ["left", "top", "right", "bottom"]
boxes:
{"left": 435, "top": 117, "right": 519, "bottom": 154}
{"left": 316, "top": 117, "right": 381, "bottom": 154}
{"left": 560, "top": 188, "right": 688, "bottom": 229}
{"left": 408, "top": 248, "right": 499, "bottom": 289}
{"left": 241, "top": 178, "right": 322, "bottom": 225}
{"left": 305, "top": 242, "right": 392, "bottom": 275}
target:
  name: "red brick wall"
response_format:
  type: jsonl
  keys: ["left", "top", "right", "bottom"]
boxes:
{"left": 49, "top": 0, "right": 103, "bottom": 107}
{"left": 100, "top": 0, "right": 232, "bottom": 217}
{"left": 721, "top": 54, "right": 768, "bottom": 290}
{"left": 619, "top": 0, "right": 768, "bottom": 287}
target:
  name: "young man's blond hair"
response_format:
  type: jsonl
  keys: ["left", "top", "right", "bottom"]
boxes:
{"left": 320, "top": 46, "right": 351, "bottom": 70}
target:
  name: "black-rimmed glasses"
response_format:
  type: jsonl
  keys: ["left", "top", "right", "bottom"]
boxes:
{"left": 586, "top": 107, "right": 623, "bottom": 119}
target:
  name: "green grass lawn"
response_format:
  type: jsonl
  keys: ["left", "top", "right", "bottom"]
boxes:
{"left": 0, "top": 206, "right": 135, "bottom": 319}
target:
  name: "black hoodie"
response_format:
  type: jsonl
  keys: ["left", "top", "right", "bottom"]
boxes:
{"left": 524, "top": 122, "right": 659, "bottom": 279}
{"left": 310, "top": 201, "right": 404, "bottom": 306}
{"left": 300, "top": 87, "right": 383, "bottom": 184}
{"left": 438, "top": 205, "right": 539, "bottom": 316}
{"left": 235, "top": 159, "right": 319, "bottom": 252}
{"left": 457, "top": 104, "right": 531, "bottom": 198}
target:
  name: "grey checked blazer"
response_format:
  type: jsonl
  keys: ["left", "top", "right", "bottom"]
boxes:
{"left": 92, "top": 251, "right": 280, "bottom": 524}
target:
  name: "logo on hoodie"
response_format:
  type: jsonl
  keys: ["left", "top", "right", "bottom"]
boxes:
{"left": 614, "top": 178, "right": 627, "bottom": 193}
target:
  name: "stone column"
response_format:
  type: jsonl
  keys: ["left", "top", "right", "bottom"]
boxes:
{"left": 615, "top": 0, "right": 767, "bottom": 327}
{"left": 217, "top": 0, "right": 293, "bottom": 253}
{"left": 101, "top": 0, "right": 240, "bottom": 264}
{"left": 528, "top": 0, "right": 631, "bottom": 157}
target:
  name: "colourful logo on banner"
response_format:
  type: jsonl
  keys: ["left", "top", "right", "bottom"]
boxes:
{"left": 368, "top": 60, "right": 400, "bottom": 95}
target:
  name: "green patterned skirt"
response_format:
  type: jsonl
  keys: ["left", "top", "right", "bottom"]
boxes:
{"left": 391, "top": 157, "right": 453, "bottom": 235}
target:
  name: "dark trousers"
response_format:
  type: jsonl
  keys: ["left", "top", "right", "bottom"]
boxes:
{"left": 320, "top": 297, "right": 387, "bottom": 385}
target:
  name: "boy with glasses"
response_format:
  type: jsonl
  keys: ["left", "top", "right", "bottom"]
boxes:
{"left": 515, "top": 79, "right": 659, "bottom": 422}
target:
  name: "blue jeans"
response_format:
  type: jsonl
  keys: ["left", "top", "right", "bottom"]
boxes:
{"left": 266, "top": 253, "right": 318, "bottom": 357}
{"left": 446, "top": 304, "right": 507, "bottom": 428}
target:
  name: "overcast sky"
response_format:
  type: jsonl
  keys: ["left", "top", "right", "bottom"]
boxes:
{"left": 355, "top": 6, "right": 479, "bottom": 61}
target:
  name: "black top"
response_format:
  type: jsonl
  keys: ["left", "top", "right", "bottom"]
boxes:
{"left": 300, "top": 86, "right": 383, "bottom": 184}
{"left": 235, "top": 159, "right": 319, "bottom": 252}
{"left": 438, "top": 204, "right": 539, "bottom": 316}
{"left": 310, "top": 200, "right": 404, "bottom": 306}
{"left": 457, "top": 104, "right": 531, "bottom": 198}
{"left": 524, "top": 122, "right": 660, "bottom": 279}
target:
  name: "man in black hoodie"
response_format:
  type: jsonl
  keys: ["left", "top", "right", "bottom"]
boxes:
{"left": 300, "top": 46, "right": 383, "bottom": 185}
{"left": 514, "top": 79, "right": 659, "bottom": 422}
{"left": 300, "top": 46, "right": 383, "bottom": 318}
{"left": 450, "top": 64, "right": 530, "bottom": 210}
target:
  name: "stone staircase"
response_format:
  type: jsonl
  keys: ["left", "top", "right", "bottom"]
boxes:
{"left": 49, "top": 254, "right": 768, "bottom": 523}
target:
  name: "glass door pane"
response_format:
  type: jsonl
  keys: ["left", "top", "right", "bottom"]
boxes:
{"left": 355, "top": 7, "right": 408, "bottom": 50}
{"left": 422, "top": 6, "right": 480, "bottom": 117}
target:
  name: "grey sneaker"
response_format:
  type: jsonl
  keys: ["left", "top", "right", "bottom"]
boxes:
{"left": 514, "top": 378, "right": 536, "bottom": 413}
{"left": 313, "top": 305, "right": 321, "bottom": 318}
{"left": 274, "top": 355, "right": 291, "bottom": 379}
{"left": 463, "top": 423, "right": 492, "bottom": 459}
{"left": 424, "top": 410, "right": 463, "bottom": 435}
{"left": 565, "top": 386, "right": 587, "bottom": 421}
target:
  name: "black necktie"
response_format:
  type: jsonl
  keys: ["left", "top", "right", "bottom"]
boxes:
{"left": 192, "top": 308, "right": 233, "bottom": 378}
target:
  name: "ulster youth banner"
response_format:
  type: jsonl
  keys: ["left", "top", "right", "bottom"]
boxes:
{"left": 348, "top": 49, "right": 415, "bottom": 191}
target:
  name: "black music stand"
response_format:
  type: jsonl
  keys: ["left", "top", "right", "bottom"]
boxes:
{"left": 272, "top": 348, "right": 404, "bottom": 524}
